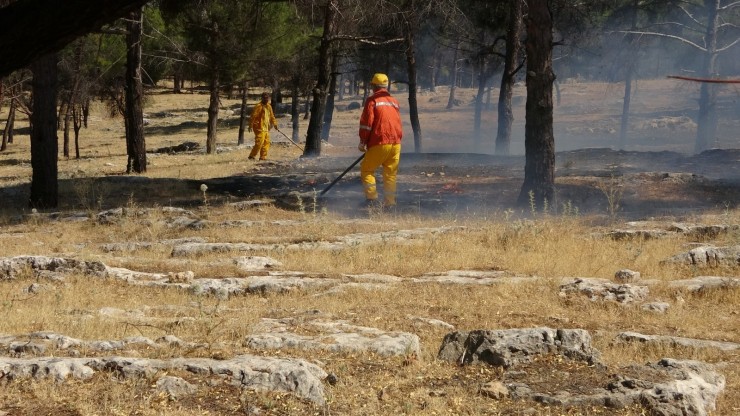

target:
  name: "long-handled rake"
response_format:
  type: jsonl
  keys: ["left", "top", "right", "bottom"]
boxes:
{"left": 274, "top": 127, "right": 305, "bottom": 152}
{"left": 319, "top": 153, "right": 365, "bottom": 197}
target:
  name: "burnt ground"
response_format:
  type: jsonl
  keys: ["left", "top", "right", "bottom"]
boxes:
{"left": 2, "top": 146, "right": 730, "bottom": 221}
{"left": 184, "top": 147, "right": 739, "bottom": 219}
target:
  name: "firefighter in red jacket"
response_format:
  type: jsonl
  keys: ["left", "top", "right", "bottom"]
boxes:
{"left": 248, "top": 92, "right": 278, "bottom": 160}
{"left": 358, "top": 73, "right": 403, "bottom": 207}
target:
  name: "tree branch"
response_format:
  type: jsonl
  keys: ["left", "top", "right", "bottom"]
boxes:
{"left": 616, "top": 30, "right": 706, "bottom": 51}
{"left": 719, "top": 1, "right": 740, "bottom": 11}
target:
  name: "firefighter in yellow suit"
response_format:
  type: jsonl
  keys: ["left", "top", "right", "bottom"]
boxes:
{"left": 358, "top": 73, "right": 403, "bottom": 207}
{"left": 248, "top": 92, "right": 278, "bottom": 160}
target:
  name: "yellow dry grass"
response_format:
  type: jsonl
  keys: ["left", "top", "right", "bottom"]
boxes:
{"left": 0, "top": 81, "right": 738, "bottom": 415}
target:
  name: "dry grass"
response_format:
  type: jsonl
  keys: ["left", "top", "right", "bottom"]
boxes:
{"left": 0, "top": 81, "right": 738, "bottom": 415}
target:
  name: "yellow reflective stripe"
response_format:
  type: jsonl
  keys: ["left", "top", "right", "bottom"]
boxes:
{"left": 375, "top": 101, "right": 398, "bottom": 109}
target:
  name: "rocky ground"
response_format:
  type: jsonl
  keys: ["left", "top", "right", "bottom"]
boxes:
{"left": 0, "top": 79, "right": 738, "bottom": 415}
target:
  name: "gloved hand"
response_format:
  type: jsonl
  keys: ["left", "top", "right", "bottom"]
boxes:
{"left": 358, "top": 143, "right": 366, "bottom": 152}
{"left": 273, "top": 124, "right": 279, "bottom": 130}
{"left": 247, "top": 127, "right": 252, "bottom": 133}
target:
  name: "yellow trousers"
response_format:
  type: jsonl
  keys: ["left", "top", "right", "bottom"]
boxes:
{"left": 360, "top": 144, "right": 401, "bottom": 205}
{"left": 249, "top": 131, "right": 271, "bottom": 160}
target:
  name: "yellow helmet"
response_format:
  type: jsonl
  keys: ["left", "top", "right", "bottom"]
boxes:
{"left": 370, "top": 73, "right": 389, "bottom": 88}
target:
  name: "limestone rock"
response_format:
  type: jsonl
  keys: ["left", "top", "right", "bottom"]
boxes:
{"left": 246, "top": 318, "right": 420, "bottom": 357}
{"left": 437, "top": 328, "right": 601, "bottom": 368}
{"left": 559, "top": 278, "right": 649, "bottom": 303}
{"left": 616, "top": 331, "right": 740, "bottom": 352}
{"left": 663, "top": 245, "right": 740, "bottom": 267}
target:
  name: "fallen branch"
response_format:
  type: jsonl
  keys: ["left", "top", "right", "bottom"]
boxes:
{"left": 667, "top": 75, "right": 740, "bottom": 84}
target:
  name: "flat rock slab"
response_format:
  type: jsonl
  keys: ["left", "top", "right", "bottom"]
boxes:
{"left": 668, "top": 276, "right": 740, "bottom": 292}
{"left": 437, "top": 327, "right": 601, "bottom": 368}
{"left": 0, "top": 331, "right": 204, "bottom": 353}
{"left": 559, "top": 278, "right": 649, "bottom": 304}
{"left": 0, "top": 354, "right": 327, "bottom": 404}
{"left": 663, "top": 245, "right": 740, "bottom": 267}
{"left": 616, "top": 331, "right": 740, "bottom": 352}
{"left": 413, "top": 270, "right": 538, "bottom": 285}
{"left": 245, "top": 318, "right": 420, "bottom": 357}
{"left": 0, "top": 256, "right": 106, "bottom": 280}
{"left": 170, "top": 226, "right": 465, "bottom": 256}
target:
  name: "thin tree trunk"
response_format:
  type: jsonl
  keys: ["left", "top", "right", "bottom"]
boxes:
{"left": 321, "top": 51, "right": 339, "bottom": 142}
{"left": 29, "top": 52, "right": 59, "bottom": 209}
{"left": 619, "top": 0, "right": 639, "bottom": 150}
{"left": 695, "top": 0, "right": 719, "bottom": 153}
{"left": 403, "top": 0, "right": 422, "bottom": 153}
{"left": 495, "top": 0, "right": 522, "bottom": 156}
{"left": 303, "top": 93, "right": 310, "bottom": 120}
{"left": 125, "top": 7, "right": 146, "bottom": 173}
{"left": 206, "top": 70, "right": 219, "bottom": 154}
{"left": 291, "top": 77, "right": 300, "bottom": 142}
{"left": 517, "top": 0, "right": 555, "bottom": 208}
{"left": 447, "top": 39, "right": 461, "bottom": 110}
{"left": 304, "top": 0, "right": 337, "bottom": 157}
{"left": 2, "top": 96, "right": 15, "bottom": 151}
{"left": 63, "top": 104, "right": 71, "bottom": 158}
{"left": 237, "top": 79, "right": 248, "bottom": 145}
{"left": 73, "top": 103, "right": 82, "bottom": 159}
{"left": 5, "top": 97, "right": 16, "bottom": 144}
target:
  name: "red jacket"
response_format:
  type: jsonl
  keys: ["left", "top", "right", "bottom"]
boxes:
{"left": 359, "top": 89, "right": 402, "bottom": 147}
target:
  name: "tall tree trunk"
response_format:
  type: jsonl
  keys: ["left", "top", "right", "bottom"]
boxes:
{"left": 4, "top": 96, "right": 16, "bottom": 145}
{"left": 403, "top": 0, "right": 422, "bottom": 153}
{"left": 517, "top": 0, "right": 555, "bottom": 208}
{"left": 495, "top": 0, "right": 523, "bottom": 156}
{"left": 619, "top": 0, "right": 639, "bottom": 150}
{"left": 206, "top": 70, "right": 219, "bottom": 154}
{"left": 73, "top": 103, "right": 82, "bottom": 159}
{"left": 125, "top": 7, "right": 146, "bottom": 173}
{"left": 304, "top": 0, "right": 337, "bottom": 157}
{"left": 291, "top": 77, "right": 300, "bottom": 142}
{"left": 29, "top": 52, "right": 58, "bottom": 209}
{"left": 473, "top": 72, "right": 486, "bottom": 149}
{"left": 2, "top": 96, "right": 15, "bottom": 151}
{"left": 338, "top": 73, "right": 344, "bottom": 101}
{"left": 695, "top": 0, "right": 719, "bottom": 153}
{"left": 321, "top": 51, "right": 339, "bottom": 142}
{"left": 447, "top": 38, "right": 461, "bottom": 110}
{"left": 173, "top": 66, "right": 182, "bottom": 94}
{"left": 63, "top": 104, "right": 71, "bottom": 158}
{"left": 237, "top": 79, "right": 248, "bottom": 145}
{"left": 430, "top": 46, "right": 441, "bottom": 93}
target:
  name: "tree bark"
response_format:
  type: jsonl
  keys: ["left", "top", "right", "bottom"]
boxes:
{"left": 73, "top": 104, "right": 82, "bottom": 159}
{"left": 2, "top": 93, "right": 15, "bottom": 151}
{"left": 321, "top": 51, "right": 339, "bottom": 142}
{"left": 403, "top": 0, "right": 422, "bottom": 153}
{"left": 125, "top": 7, "right": 146, "bottom": 173}
{"left": 695, "top": 0, "right": 719, "bottom": 154}
{"left": 205, "top": 20, "right": 220, "bottom": 155}
{"left": 0, "top": 0, "right": 150, "bottom": 77}
{"left": 618, "top": 0, "right": 639, "bottom": 150}
{"left": 517, "top": 0, "right": 555, "bottom": 208}
{"left": 237, "top": 79, "right": 248, "bottom": 145}
{"left": 304, "top": 0, "right": 337, "bottom": 157}
{"left": 291, "top": 76, "right": 300, "bottom": 143}
{"left": 206, "top": 70, "right": 219, "bottom": 154}
{"left": 29, "top": 53, "right": 59, "bottom": 209}
{"left": 446, "top": 39, "right": 460, "bottom": 110}
{"left": 495, "top": 0, "right": 523, "bottom": 156}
